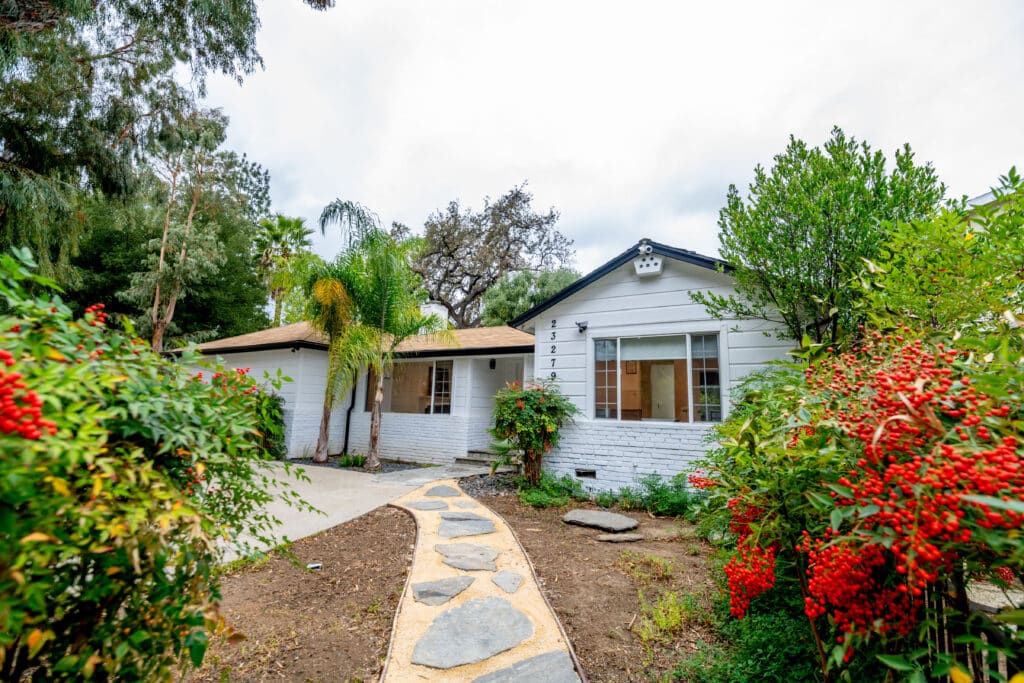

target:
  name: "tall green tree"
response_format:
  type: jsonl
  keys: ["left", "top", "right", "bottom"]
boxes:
{"left": 0, "top": 0, "right": 331, "bottom": 280}
{"left": 481, "top": 268, "right": 580, "bottom": 326}
{"left": 333, "top": 230, "right": 447, "bottom": 471}
{"left": 393, "top": 183, "right": 573, "bottom": 328}
{"left": 692, "top": 127, "right": 946, "bottom": 344}
{"left": 254, "top": 214, "right": 313, "bottom": 325}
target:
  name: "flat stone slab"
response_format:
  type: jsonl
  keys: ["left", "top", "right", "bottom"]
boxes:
{"left": 435, "top": 543, "right": 499, "bottom": 571}
{"left": 472, "top": 650, "right": 581, "bottom": 683}
{"left": 596, "top": 533, "right": 644, "bottom": 543}
{"left": 563, "top": 509, "right": 638, "bottom": 533}
{"left": 491, "top": 570, "right": 523, "bottom": 594}
{"left": 406, "top": 500, "right": 449, "bottom": 511}
{"left": 454, "top": 500, "right": 478, "bottom": 509}
{"left": 411, "top": 597, "right": 534, "bottom": 669}
{"left": 412, "top": 576, "right": 475, "bottom": 606}
{"left": 439, "top": 511, "right": 496, "bottom": 539}
{"left": 425, "top": 484, "right": 461, "bottom": 497}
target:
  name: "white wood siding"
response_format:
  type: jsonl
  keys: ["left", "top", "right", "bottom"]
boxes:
{"left": 524, "top": 257, "right": 794, "bottom": 490}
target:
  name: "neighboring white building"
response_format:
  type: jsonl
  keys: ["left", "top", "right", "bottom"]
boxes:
{"left": 194, "top": 324, "right": 534, "bottom": 462}
{"left": 509, "top": 238, "right": 795, "bottom": 490}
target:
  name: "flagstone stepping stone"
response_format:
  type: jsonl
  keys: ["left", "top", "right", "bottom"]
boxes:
{"left": 563, "top": 509, "right": 638, "bottom": 532}
{"left": 596, "top": 533, "right": 644, "bottom": 543}
{"left": 435, "top": 543, "right": 499, "bottom": 571}
{"left": 411, "top": 597, "right": 533, "bottom": 669}
{"left": 425, "top": 484, "right": 461, "bottom": 497}
{"left": 471, "top": 650, "right": 581, "bottom": 683}
{"left": 406, "top": 500, "right": 449, "bottom": 511}
{"left": 454, "top": 500, "right": 478, "bottom": 508}
{"left": 491, "top": 570, "right": 523, "bottom": 594}
{"left": 438, "top": 511, "right": 496, "bottom": 538}
{"left": 412, "top": 576, "right": 475, "bottom": 606}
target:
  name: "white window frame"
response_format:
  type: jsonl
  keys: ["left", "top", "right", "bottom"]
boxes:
{"left": 586, "top": 322, "right": 729, "bottom": 424}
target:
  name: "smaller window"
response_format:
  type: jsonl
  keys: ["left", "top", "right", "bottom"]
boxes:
{"left": 365, "top": 361, "right": 453, "bottom": 414}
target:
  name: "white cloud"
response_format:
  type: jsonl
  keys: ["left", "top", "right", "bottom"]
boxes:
{"left": 207, "top": 0, "right": 1024, "bottom": 273}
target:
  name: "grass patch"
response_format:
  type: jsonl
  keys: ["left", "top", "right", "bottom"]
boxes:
{"left": 636, "top": 590, "right": 703, "bottom": 647}
{"left": 338, "top": 453, "right": 366, "bottom": 468}
{"left": 616, "top": 550, "right": 675, "bottom": 585}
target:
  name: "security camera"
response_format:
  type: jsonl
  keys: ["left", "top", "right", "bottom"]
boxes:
{"left": 638, "top": 244, "right": 653, "bottom": 255}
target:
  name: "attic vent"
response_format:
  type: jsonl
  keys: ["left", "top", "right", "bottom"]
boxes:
{"left": 633, "top": 254, "right": 663, "bottom": 277}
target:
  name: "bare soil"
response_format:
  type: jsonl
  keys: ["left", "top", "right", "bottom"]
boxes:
{"left": 184, "top": 493, "right": 717, "bottom": 683}
{"left": 186, "top": 506, "right": 415, "bottom": 683}
{"left": 477, "top": 494, "right": 719, "bottom": 683}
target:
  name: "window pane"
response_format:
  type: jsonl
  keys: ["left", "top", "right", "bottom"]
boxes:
{"left": 432, "top": 361, "right": 453, "bottom": 414}
{"left": 365, "top": 368, "right": 392, "bottom": 412}
{"left": 389, "top": 362, "right": 433, "bottom": 414}
{"left": 691, "top": 334, "right": 721, "bottom": 421}
{"left": 618, "top": 336, "right": 687, "bottom": 421}
{"left": 594, "top": 339, "right": 618, "bottom": 419}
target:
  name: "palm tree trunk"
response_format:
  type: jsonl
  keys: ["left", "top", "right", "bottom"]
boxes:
{"left": 365, "top": 371, "right": 384, "bottom": 471}
{"left": 273, "top": 292, "right": 283, "bottom": 326}
{"left": 314, "top": 392, "right": 333, "bottom": 463}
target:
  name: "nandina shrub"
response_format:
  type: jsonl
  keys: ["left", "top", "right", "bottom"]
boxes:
{"left": 0, "top": 249, "right": 312, "bottom": 681}
{"left": 489, "top": 380, "right": 578, "bottom": 486}
{"left": 693, "top": 331, "right": 1024, "bottom": 681}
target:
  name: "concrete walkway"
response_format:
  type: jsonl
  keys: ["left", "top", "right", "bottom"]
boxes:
{"left": 243, "top": 462, "right": 492, "bottom": 553}
{"left": 383, "top": 479, "right": 583, "bottom": 683}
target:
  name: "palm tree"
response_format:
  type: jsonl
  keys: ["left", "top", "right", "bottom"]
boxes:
{"left": 334, "top": 229, "right": 449, "bottom": 471}
{"left": 255, "top": 214, "right": 314, "bottom": 325}
{"left": 319, "top": 199, "right": 379, "bottom": 248}
{"left": 305, "top": 262, "right": 379, "bottom": 463}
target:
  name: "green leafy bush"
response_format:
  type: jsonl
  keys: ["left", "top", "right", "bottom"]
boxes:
{"left": 489, "top": 380, "right": 578, "bottom": 486}
{"left": 516, "top": 471, "right": 587, "bottom": 509}
{"left": 0, "top": 250, "right": 312, "bottom": 681}
{"left": 337, "top": 453, "right": 367, "bottom": 468}
{"left": 253, "top": 384, "right": 287, "bottom": 460}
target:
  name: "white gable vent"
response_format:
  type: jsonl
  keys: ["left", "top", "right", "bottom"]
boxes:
{"left": 633, "top": 243, "right": 663, "bottom": 277}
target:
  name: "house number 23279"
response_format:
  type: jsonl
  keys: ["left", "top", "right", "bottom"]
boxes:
{"left": 549, "top": 319, "right": 557, "bottom": 379}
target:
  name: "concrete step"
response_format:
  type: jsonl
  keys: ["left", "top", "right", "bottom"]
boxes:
{"left": 455, "top": 451, "right": 518, "bottom": 473}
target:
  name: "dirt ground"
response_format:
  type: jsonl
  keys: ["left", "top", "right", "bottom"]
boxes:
{"left": 477, "top": 495, "right": 719, "bottom": 683}
{"left": 186, "top": 506, "right": 415, "bottom": 683}
{"left": 185, "top": 494, "right": 717, "bottom": 683}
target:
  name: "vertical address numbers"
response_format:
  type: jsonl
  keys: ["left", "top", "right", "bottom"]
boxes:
{"left": 548, "top": 319, "right": 557, "bottom": 379}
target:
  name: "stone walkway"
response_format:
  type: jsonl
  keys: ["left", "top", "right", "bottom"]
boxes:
{"left": 382, "top": 480, "right": 584, "bottom": 682}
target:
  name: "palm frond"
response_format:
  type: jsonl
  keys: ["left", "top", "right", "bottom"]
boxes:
{"left": 319, "top": 199, "right": 380, "bottom": 247}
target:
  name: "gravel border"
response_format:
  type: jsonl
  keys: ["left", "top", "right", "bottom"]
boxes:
{"left": 459, "top": 472, "right": 520, "bottom": 497}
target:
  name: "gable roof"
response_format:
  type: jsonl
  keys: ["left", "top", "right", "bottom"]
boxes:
{"left": 193, "top": 321, "right": 534, "bottom": 358}
{"left": 509, "top": 238, "right": 731, "bottom": 328}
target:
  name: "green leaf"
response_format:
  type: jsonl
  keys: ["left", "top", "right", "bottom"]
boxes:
{"left": 830, "top": 508, "right": 843, "bottom": 533}
{"left": 857, "top": 504, "right": 880, "bottom": 519}
{"left": 827, "top": 484, "right": 853, "bottom": 499}
{"left": 189, "top": 637, "right": 208, "bottom": 668}
{"left": 875, "top": 654, "right": 915, "bottom": 671}
{"left": 962, "top": 494, "right": 1024, "bottom": 514}
{"left": 993, "top": 609, "right": 1024, "bottom": 626}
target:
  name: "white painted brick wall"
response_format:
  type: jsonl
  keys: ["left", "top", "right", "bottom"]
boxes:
{"left": 346, "top": 411, "right": 469, "bottom": 464}
{"left": 542, "top": 419, "right": 715, "bottom": 491}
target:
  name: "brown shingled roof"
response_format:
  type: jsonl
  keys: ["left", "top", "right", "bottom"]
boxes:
{"left": 195, "top": 322, "right": 534, "bottom": 356}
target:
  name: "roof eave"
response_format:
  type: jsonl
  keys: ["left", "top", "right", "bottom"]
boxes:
{"left": 509, "top": 239, "right": 732, "bottom": 328}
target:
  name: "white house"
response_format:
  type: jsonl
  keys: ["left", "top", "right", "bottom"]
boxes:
{"left": 194, "top": 324, "right": 535, "bottom": 462}
{"left": 509, "top": 238, "right": 794, "bottom": 490}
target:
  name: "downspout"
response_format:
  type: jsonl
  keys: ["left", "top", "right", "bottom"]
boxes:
{"left": 342, "top": 372, "right": 357, "bottom": 455}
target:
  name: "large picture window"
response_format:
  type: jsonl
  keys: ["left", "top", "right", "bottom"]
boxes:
{"left": 592, "top": 334, "right": 721, "bottom": 423}
{"left": 365, "top": 360, "right": 454, "bottom": 414}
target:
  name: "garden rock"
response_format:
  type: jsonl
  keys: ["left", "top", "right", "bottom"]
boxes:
{"left": 562, "top": 509, "right": 638, "bottom": 532}
{"left": 596, "top": 533, "right": 643, "bottom": 543}
{"left": 406, "top": 500, "right": 448, "bottom": 511}
{"left": 412, "top": 576, "right": 475, "bottom": 606}
{"left": 491, "top": 570, "right": 523, "bottom": 594}
{"left": 471, "top": 650, "right": 581, "bottom": 683}
{"left": 411, "top": 597, "right": 533, "bottom": 669}
{"left": 435, "top": 543, "right": 499, "bottom": 571}
{"left": 425, "top": 484, "right": 461, "bottom": 497}
{"left": 438, "top": 511, "right": 496, "bottom": 538}
{"left": 454, "top": 500, "right": 478, "bottom": 508}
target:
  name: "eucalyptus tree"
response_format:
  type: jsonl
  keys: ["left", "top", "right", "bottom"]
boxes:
{"left": 255, "top": 214, "right": 314, "bottom": 325}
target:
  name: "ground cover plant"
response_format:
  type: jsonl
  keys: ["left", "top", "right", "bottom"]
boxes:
{"left": 0, "top": 250, "right": 311, "bottom": 681}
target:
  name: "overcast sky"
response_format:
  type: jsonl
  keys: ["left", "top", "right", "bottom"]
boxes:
{"left": 205, "top": 1, "right": 1024, "bottom": 274}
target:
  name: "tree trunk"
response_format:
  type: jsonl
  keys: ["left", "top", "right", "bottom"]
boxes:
{"left": 313, "top": 398, "right": 332, "bottom": 463}
{"left": 151, "top": 319, "right": 167, "bottom": 352}
{"left": 272, "top": 291, "right": 283, "bottom": 326}
{"left": 523, "top": 450, "right": 541, "bottom": 486}
{"left": 365, "top": 371, "right": 384, "bottom": 471}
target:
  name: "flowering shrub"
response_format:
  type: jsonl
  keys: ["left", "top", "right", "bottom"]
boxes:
{"left": 695, "top": 329, "right": 1024, "bottom": 680}
{"left": 0, "top": 249, "right": 312, "bottom": 681}
{"left": 489, "top": 380, "right": 578, "bottom": 486}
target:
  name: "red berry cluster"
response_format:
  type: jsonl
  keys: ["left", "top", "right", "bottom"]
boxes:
{"left": 799, "top": 332, "right": 1022, "bottom": 638}
{"left": 0, "top": 349, "right": 57, "bottom": 439}
{"left": 84, "top": 303, "right": 108, "bottom": 326}
{"left": 723, "top": 541, "right": 777, "bottom": 619}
